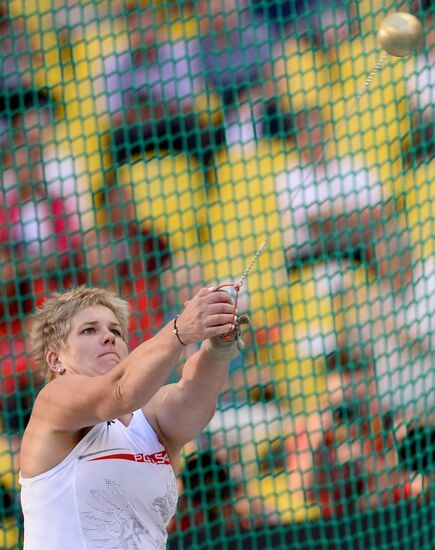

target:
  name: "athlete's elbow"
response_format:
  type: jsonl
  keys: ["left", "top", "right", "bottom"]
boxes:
{"left": 111, "top": 375, "right": 136, "bottom": 417}
{"left": 202, "top": 404, "right": 217, "bottom": 428}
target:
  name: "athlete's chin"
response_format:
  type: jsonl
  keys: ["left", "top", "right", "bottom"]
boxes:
{"left": 96, "top": 356, "right": 122, "bottom": 372}
{"left": 104, "top": 357, "right": 121, "bottom": 366}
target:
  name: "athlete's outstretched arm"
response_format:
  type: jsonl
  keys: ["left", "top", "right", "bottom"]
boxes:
{"left": 144, "top": 312, "right": 248, "bottom": 453}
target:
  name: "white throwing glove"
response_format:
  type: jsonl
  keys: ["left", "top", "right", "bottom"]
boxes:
{"left": 205, "top": 315, "right": 251, "bottom": 361}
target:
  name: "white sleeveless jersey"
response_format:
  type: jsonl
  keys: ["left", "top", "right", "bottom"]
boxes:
{"left": 19, "top": 411, "right": 178, "bottom": 550}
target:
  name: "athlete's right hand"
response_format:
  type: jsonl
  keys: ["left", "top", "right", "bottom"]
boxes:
{"left": 175, "top": 287, "right": 236, "bottom": 345}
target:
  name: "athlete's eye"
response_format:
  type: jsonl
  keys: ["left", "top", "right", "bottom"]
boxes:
{"left": 111, "top": 328, "right": 122, "bottom": 337}
{"left": 81, "top": 327, "right": 95, "bottom": 334}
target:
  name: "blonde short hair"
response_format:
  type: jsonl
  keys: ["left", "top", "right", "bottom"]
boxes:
{"left": 30, "top": 287, "right": 130, "bottom": 382}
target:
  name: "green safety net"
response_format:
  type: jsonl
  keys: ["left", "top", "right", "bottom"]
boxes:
{"left": 0, "top": 0, "right": 433, "bottom": 548}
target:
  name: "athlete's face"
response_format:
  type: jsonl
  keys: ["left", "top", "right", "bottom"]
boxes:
{"left": 55, "top": 305, "right": 129, "bottom": 377}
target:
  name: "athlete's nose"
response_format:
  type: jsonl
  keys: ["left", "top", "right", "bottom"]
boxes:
{"left": 102, "top": 329, "right": 115, "bottom": 345}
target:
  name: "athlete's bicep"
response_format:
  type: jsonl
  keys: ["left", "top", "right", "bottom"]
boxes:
{"left": 143, "top": 383, "right": 210, "bottom": 452}
{"left": 33, "top": 373, "right": 123, "bottom": 432}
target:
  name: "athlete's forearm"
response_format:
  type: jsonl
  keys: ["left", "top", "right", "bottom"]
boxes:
{"left": 110, "top": 320, "right": 185, "bottom": 414}
{"left": 155, "top": 345, "right": 231, "bottom": 446}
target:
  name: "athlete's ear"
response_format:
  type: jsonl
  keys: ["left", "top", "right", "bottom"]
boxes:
{"left": 46, "top": 350, "right": 62, "bottom": 375}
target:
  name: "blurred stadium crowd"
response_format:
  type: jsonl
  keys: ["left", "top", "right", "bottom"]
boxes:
{"left": 0, "top": 0, "right": 433, "bottom": 548}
